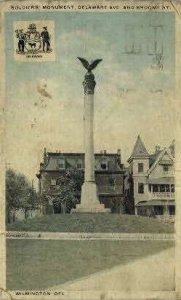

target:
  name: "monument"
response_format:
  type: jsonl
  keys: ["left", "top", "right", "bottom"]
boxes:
{"left": 72, "top": 57, "right": 110, "bottom": 213}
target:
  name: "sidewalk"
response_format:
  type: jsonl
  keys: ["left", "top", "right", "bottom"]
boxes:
{"left": 6, "top": 231, "right": 175, "bottom": 240}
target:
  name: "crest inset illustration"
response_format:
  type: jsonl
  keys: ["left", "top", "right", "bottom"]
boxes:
{"left": 14, "top": 21, "right": 55, "bottom": 61}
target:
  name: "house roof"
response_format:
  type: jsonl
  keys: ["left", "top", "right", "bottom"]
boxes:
{"left": 147, "top": 177, "right": 174, "bottom": 184}
{"left": 39, "top": 151, "right": 123, "bottom": 173}
{"left": 169, "top": 139, "right": 175, "bottom": 158}
{"left": 128, "top": 135, "right": 149, "bottom": 162}
{"left": 47, "top": 152, "right": 119, "bottom": 156}
{"left": 147, "top": 148, "right": 174, "bottom": 176}
{"left": 149, "top": 151, "right": 162, "bottom": 167}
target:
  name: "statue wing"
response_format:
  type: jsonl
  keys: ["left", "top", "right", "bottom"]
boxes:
{"left": 77, "top": 57, "right": 90, "bottom": 70}
{"left": 89, "top": 59, "right": 102, "bottom": 71}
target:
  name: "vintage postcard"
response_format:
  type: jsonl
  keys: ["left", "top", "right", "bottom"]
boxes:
{"left": 0, "top": 1, "right": 181, "bottom": 299}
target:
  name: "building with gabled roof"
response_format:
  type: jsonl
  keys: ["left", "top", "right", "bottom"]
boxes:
{"left": 125, "top": 136, "right": 175, "bottom": 218}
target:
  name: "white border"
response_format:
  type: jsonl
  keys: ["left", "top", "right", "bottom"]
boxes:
{"left": 0, "top": 1, "right": 180, "bottom": 299}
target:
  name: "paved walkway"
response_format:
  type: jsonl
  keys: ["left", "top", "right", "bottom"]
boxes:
{"left": 52, "top": 247, "right": 175, "bottom": 294}
{"left": 6, "top": 231, "right": 175, "bottom": 240}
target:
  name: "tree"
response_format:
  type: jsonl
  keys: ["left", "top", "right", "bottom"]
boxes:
{"left": 46, "top": 168, "right": 84, "bottom": 214}
{"left": 123, "top": 174, "right": 135, "bottom": 214}
{"left": 6, "top": 169, "right": 38, "bottom": 223}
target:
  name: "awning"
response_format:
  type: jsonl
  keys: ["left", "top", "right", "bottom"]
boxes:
{"left": 147, "top": 177, "right": 174, "bottom": 185}
{"left": 136, "top": 200, "right": 175, "bottom": 207}
{"left": 159, "top": 160, "right": 173, "bottom": 166}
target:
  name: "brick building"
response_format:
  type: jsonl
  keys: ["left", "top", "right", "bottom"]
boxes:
{"left": 36, "top": 149, "right": 125, "bottom": 214}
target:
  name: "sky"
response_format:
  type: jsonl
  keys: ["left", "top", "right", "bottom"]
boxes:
{"left": 5, "top": 11, "right": 176, "bottom": 187}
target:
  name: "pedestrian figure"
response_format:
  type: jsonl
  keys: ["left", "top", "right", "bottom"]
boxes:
{"left": 16, "top": 29, "right": 26, "bottom": 53}
{"left": 41, "top": 27, "right": 50, "bottom": 52}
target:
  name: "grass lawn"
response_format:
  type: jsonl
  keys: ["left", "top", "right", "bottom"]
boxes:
{"left": 6, "top": 214, "right": 174, "bottom": 233}
{"left": 6, "top": 239, "right": 174, "bottom": 290}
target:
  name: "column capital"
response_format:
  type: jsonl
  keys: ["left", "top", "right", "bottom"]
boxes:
{"left": 83, "top": 72, "right": 96, "bottom": 95}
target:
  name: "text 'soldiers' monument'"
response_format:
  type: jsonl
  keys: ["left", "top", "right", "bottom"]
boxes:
{"left": 73, "top": 57, "right": 110, "bottom": 213}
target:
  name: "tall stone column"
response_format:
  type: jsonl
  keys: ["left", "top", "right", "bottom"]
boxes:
{"left": 83, "top": 72, "right": 96, "bottom": 183}
{"left": 73, "top": 58, "right": 110, "bottom": 213}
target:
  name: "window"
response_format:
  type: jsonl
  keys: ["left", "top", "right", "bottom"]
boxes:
{"left": 138, "top": 183, "right": 144, "bottom": 194}
{"left": 171, "top": 184, "right": 175, "bottom": 193}
{"left": 109, "top": 177, "right": 116, "bottom": 186}
{"left": 155, "top": 206, "right": 164, "bottom": 215}
{"left": 169, "top": 206, "right": 175, "bottom": 215}
{"left": 100, "top": 162, "right": 107, "bottom": 170}
{"left": 160, "top": 185, "right": 165, "bottom": 192}
{"left": 77, "top": 163, "right": 82, "bottom": 169}
{"left": 59, "top": 164, "right": 64, "bottom": 168}
{"left": 158, "top": 184, "right": 170, "bottom": 192}
{"left": 163, "top": 165, "right": 169, "bottom": 172}
{"left": 51, "top": 179, "right": 56, "bottom": 186}
{"left": 153, "top": 185, "right": 159, "bottom": 192}
{"left": 138, "top": 163, "right": 144, "bottom": 173}
{"left": 58, "top": 159, "right": 65, "bottom": 169}
{"left": 165, "top": 185, "right": 170, "bottom": 192}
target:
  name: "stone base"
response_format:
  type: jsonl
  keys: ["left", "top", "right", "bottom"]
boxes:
{"left": 72, "top": 181, "right": 110, "bottom": 213}
{"left": 72, "top": 204, "right": 110, "bottom": 213}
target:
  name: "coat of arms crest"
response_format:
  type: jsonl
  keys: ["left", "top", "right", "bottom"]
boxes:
{"left": 15, "top": 23, "right": 52, "bottom": 54}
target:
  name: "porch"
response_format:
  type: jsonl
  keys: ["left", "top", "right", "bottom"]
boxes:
{"left": 136, "top": 200, "right": 175, "bottom": 218}
{"left": 147, "top": 177, "right": 175, "bottom": 201}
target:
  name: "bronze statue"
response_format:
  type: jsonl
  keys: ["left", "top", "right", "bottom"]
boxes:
{"left": 77, "top": 57, "right": 102, "bottom": 72}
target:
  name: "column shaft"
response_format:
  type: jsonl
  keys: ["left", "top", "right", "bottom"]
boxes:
{"left": 84, "top": 93, "right": 95, "bottom": 182}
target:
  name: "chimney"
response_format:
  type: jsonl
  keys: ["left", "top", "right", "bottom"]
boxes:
{"left": 103, "top": 150, "right": 107, "bottom": 155}
{"left": 117, "top": 149, "right": 121, "bottom": 165}
{"left": 117, "top": 149, "right": 121, "bottom": 156}
{"left": 40, "top": 162, "right": 44, "bottom": 170}
{"left": 43, "top": 148, "right": 47, "bottom": 163}
{"left": 155, "top": 145, "right": 160, "bottom": 153}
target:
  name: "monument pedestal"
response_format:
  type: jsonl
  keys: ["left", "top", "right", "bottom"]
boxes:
{"left": 72, "top": 181, "right": 110, "bottom": 213}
